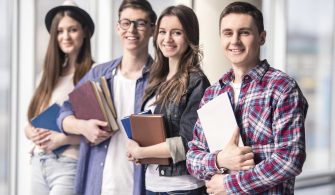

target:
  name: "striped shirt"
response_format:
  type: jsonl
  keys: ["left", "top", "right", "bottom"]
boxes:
{"left": 186, "top": 60, "right": 308, "bottom": 194}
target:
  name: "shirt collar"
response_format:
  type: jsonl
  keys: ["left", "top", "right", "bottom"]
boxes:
{"left": 219, "top": 59, "right": 269, "bottom": 88}
{"left": 247, "top": 59, "right": 269, "bottom": 83}
{"left": 111, "top": 55, "right": 153, "bottom": 77}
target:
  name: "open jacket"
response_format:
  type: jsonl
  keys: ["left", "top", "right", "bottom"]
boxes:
{"left": 142, "top": 71, "right": 210, "bottom": 176}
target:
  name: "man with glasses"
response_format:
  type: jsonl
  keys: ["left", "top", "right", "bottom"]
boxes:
{"left": 57, "top": 0, "right": 156, "bottom": 195}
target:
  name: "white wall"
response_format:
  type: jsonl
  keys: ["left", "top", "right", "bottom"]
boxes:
{"left": 16, "top": 0, "right": 35, "bottom": 194}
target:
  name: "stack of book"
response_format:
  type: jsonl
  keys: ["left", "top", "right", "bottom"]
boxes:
{"left": 121, "top": 112, "right": 170, "bottom": 165}
{"left": 30, "top": 76, "right": 119, "bottom": 154}
{"left": 69, "top": 76, "right": 119, "bottom": 132}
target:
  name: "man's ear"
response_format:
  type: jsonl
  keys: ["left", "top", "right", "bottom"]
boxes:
{"left": 260, "top": 31, "right": 266, "bottom": 45}
{"left": 116, "top": 23, "right": 121, "bottom": 32}
{"left": 150, "top": 25, "right": 155, "bottom": 36}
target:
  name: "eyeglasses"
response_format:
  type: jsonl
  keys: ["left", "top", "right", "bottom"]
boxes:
{"left": 118, "top": 19, "right": 153, "bottom": 30}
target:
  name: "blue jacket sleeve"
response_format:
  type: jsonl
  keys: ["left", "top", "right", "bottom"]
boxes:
{"left": 56, "top": 60, "right": 117, "bottom": 134}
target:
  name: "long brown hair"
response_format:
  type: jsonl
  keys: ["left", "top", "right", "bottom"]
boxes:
{"left": 27, "top": 10, "right": 94, "bottom": 120}
{"left": 143, "top": 5, "right": 203, "bottom": 108}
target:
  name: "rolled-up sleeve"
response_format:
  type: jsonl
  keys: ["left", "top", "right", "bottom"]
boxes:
{"left": 57, "top": 100, "right": 74, "bottom": 134}
{"left": 166, "top": 137, "right": 186, "bottom": 163}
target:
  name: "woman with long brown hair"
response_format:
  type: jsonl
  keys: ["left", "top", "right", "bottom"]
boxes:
{"left": 24, "top": 0, "right": 94, "bottom": 194}
{"left": 127, "top": 5, "right": 210, "bottom": 194}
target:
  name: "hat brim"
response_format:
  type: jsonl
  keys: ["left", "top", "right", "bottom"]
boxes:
{"left": 45, "top": 5, "right": 94, "bottom": 37}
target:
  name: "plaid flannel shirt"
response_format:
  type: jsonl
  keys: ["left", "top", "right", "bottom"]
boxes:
{"left": 186, "top": 60, "right": 308, "bottom": 194}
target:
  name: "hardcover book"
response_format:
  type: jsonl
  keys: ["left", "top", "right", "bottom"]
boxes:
{"left": 31, "top": 103, "right": 61, "bottom": 132}
{"left": 31, "top": 103, "right": 68, "bottom": 155}
{"left": 121, "top": 110, "right": 152, "bottom": 139}
{"left": 69, "top": 79, "right": 118, "bottom": 132}
{"left": 100, "top": 76, "right": 117, "bottom": 118}
{"left": 129, "top": 114, "right": 170, "bottom": 165}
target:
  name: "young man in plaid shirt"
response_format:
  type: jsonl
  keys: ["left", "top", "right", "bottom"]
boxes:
{"left": 186, "top": 2, "right": 308, "bottom": 194}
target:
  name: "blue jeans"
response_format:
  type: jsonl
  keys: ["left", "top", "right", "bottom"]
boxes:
{"left": 31, "top": 153, "right": 77, "bottom": 195}
{"left": 146, "top": 186, "right": 207, "bottom": 195}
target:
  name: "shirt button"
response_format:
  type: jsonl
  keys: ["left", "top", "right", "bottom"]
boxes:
{"left": 104, "top": 145, "right": 107, "bottom": 149}
{"left": 100, "top": 162, "right": 104, "bottom": 166}
{"left": 160, "top": 170, "right": 165, "bottom": 175}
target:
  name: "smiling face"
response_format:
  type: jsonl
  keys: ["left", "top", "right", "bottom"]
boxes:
{"left": 220, "top": 13, "right": 266, "bottom": 69}
{"left": 117, "top": 8, "right": 154, "bottom": 54}
{"left": 57, "top": 15, "right": 85, "bottom": 59}
{"left": 156, "top": 15, "right": 188, "bottom": 63}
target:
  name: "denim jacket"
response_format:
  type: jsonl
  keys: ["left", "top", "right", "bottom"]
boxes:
{"left": 142, "top": 71, "right": 210, "bottom": 176}
{"left": 57, "top": 56, "right": 153, "bottom": 195}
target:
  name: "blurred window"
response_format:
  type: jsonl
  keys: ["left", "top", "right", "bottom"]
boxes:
{"left": 287, "top": 0, "right": 334, "bottom": 175}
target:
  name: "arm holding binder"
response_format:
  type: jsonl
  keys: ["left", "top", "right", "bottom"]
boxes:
{"left": 30, "top": 103, "right": 79, "bottom": 155}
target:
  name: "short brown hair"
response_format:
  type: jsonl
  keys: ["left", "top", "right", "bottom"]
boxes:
{"left": 118, "top": 0, "right": 157, "bottom": 24}
{"left": 219, "top": 1, "right": 264, "bottom": 34}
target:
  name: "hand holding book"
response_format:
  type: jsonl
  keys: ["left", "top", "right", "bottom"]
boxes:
{"left": 34, "top": 130, "right": 72, "bottom": 154}
{"left": 197, "top": 92, "right": 254, "bottom": 172}
{"left": 28, "top": 126, "right": 52, "bottom": 146}
{"left": 69, "top": 76, "right": 119, "bottom": 133}
{"left": 30, "top": 103, "right": 69, "bottom": 155}
{"left": 215, "top": 127, "right": 255, "bottom": 172}
{"left": 124, "top": 114, "right": 170, "bottom": 165}
{"left": 77, "top": 118, "right": 114, "bottom": 145}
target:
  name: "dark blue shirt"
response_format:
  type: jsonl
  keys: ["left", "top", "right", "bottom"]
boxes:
{"left": 57, "top": 56, "right": 152, "bottom": 195}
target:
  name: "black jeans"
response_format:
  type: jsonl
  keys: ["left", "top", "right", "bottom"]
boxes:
{"left": 146, "top": 186, "right": 208, "bottom": 195}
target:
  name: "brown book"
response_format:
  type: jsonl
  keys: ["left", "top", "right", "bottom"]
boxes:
{"left": 100, "top": 76, "right": 117, "bottom": 118}
{"left": 69, "top": 80, "right": 119, "bottom": 132}
{"left": 130, "top": 114, "right": 170, "bottom": 165}
{"left": 93, "top": 81, "right": 119, "bottom": 131}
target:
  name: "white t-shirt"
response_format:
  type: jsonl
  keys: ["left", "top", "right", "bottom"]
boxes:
{"left": 145, "top": 164, "right": 204, "bottom": 192}
{"left": 33, "top": 73, "right": 79, "bottom": 159}
{"left": 144, "top": 97, "right": 204, "bottom": 192}
{"left": 101, "top": 70, "right": 136, "bottom": 195}
{"left": 230, "top": 82, "right": 242, "bottom": 109}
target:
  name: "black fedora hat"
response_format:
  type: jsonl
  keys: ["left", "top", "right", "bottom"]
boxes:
{"left": 45, "top": 0, "right": 94, "bottom": 36}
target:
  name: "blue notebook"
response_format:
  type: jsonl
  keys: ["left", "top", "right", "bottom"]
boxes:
{"left": 31, "top": 103, "right": 68, "bottom": 155}
{"left": 121, "top": 110, "right": 152, "bottom": 139}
